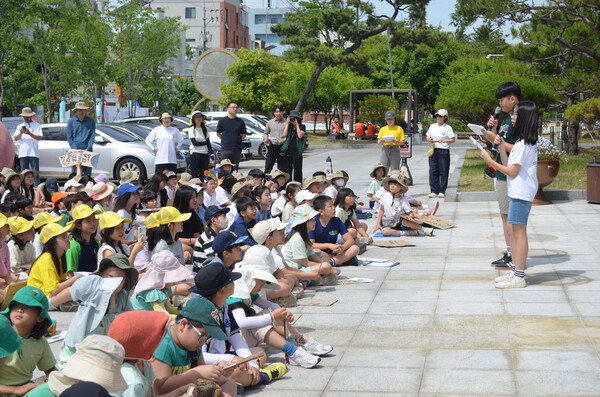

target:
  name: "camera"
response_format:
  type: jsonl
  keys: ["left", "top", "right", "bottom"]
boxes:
{"left": 289, "top": 116, "right": 300, "bottom": 122}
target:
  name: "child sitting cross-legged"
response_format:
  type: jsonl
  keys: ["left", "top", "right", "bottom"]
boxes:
{"left": 373, "top": 174, "right": 435, "bottom": 237}
{"left": 151, "top": 297, "right": 237, "bottom": 397}
{"left": 229, "top": 247, "right": 332, "bottom": 368}
{"left": 309, "top": 195, "right": 360, "bottom": 266}
{"left": 0, "top": 287, "right": 56, "bottom": 396}
{"left": 334, "top": 188, "right": 373, "bottom": 244}
{"left": 190, "top": 262, "right": 287, "bottom": 388}
{"left": 192, "top": 206, "right": 230, "bottom": 271}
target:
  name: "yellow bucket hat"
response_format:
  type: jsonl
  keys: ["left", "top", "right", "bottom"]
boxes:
{"left": 40, "top": 222, "right": 75, "bottom": 244}
{"left": 156, "top": 206, "right": 191, "bottom": 225}
{"left": 98, "top": 211, "right": 131, "bottom": 230}
{"left": 68, "top": 205, "right": 101, "bottom": 225}
{"left": 33, "top": 212, "right": 63, "bottom": 229}
{"left": 8, "top": 217, "right": 34, "bottom": 235}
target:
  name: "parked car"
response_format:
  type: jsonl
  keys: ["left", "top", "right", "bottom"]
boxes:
{"left": 116, "top": 116, "right": 191, "bottom": 130}
{"left": 38, "top": 123, "right": 187, "bottom": 181}
{"left": 202, "top": 112, "right": 267, "bottom": 132}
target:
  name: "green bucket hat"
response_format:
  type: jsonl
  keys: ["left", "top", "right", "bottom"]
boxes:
{"left": 1, "top": 286, "right": 52, "bottom": 327}
{"left": 179, "top": 298, "right": 227, "bottom": 340}
{"left": 95, "top": 253, "right": 139, "bottom": 292}
{"left": 0, "top": 316, "right": 21, "bottom": 359}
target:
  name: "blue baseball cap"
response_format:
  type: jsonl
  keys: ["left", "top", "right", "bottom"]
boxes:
{"left": 45, "top": 177, "right": 58, "bottom": 193}
{"left": 204, "top": 205, "right": 230, "bottom": 223}
{"left": 116, "top": 183, "right": 142, "bottom": 199}
{"left": 211, "top": 231, "right": 247, "bottom": 254}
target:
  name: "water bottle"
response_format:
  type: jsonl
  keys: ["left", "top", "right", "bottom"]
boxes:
{"left": 325, "top": 156, "right": 333, "bottom": 177}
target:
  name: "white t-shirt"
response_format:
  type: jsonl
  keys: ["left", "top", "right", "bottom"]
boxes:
{"left": 204, "top": 190, "right": 218, "bottom": 207}
{"left": 145, "top": 125, "right": 183, "bottom": 165}
{"left": 379, "top": 191, "right": 411, "bottom": 217}
{"left": 507, "top": 140, "right": 538, "bottom": 202}
{"left": 184, "top": 127, "right": 209, "bottom": 154}
{"left": 281, "top": 232, "right": 314, "bottom": 270}
{"left": 116, "top": 209, "right": 136, "bottom": 241}
{"left": 13, "top": 121, "right": 42, "bottom": 157}
{"left": 323, "top": 185, "right": 338, "bottom": 200}
{"left": 97, "top": 243, "right": 131, "bottom": 262}
{"left": 271, "top": 195, "right": 285, "bottom": 217}
{"left": 426, "top": 123, "right": 455, "bottom": 149}
{"left": 215, "top": 186, "right": 232, "bottom": 207}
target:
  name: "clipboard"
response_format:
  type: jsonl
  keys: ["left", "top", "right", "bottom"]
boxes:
{"left": 467, "top": 124, "right": 485, "bottom": 137}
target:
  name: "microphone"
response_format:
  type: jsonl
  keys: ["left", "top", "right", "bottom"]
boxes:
{"left": 492, "top": 107, "right": 503, "bottom": 151}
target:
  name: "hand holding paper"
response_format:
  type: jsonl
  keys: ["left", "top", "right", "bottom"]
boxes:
{"left": 469, "top": 137, "right": 485, "bottom": 151}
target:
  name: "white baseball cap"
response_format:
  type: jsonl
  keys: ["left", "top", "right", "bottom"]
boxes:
{"left": 250, "top": 218, "right": 288, "bottom": 245}
{"left": 295, "top": 189, "right": 317, "bottom": 204}
{"left": 64, "top": 179, "right": 83, "bottom": 191}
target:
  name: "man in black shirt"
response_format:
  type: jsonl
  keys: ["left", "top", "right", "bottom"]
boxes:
{"left": 217, "top": 102, "right": 247, "bottom": 169}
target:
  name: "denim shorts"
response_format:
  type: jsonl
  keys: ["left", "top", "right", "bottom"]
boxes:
{"left": 508, "top": 197, "right": 532, "bottom": 225}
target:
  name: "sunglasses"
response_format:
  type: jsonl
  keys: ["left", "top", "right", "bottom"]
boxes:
{"left": 190, "top": 324, "right": 209, "bottom": 343}
{"left": 435, "top": 115, "right": 444, "bottom": 118}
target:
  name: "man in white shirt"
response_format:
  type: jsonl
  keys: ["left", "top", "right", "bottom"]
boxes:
{"left": 13, "top": 107, "right": 42, "bottom": 185}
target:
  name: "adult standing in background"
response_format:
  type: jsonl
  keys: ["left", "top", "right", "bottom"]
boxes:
{"left": 145, "top": 112, "right": 184, "bottom": 174}
{"left": 184, "top": 111, "right": 212, "bottom": 179}
{"left": 377, "top": 110, "right": 406, "bottom": 171}
{"left": 263, "top": 104, "right": 287, "bottom": 173}
{"left": 280, "top": 110, "right": 306, "bottom": 183}
{"left": 67, "top": 102, "right": 95, "bottom": 177}
{"left": 217, "top": 101, "right": 246, "bottom": 170}
{"left": 13, "top": 107, "right": 42, "bottom": 185}
{"left": 425, "top": 109, "right": 455, "bottom": 198}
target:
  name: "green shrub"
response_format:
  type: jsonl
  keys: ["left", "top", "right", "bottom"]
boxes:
{"left": 421, "top": 118, "right": 469, "bottom": 134}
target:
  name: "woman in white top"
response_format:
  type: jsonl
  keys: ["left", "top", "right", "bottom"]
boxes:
{"left": 425, "top": 109, "right": 455, "bottom": 198}
{"left": 185, "top": 111, "right": 212, "bottom": 179}
{"left": 145, "top": 112, "right": 183, "bottom": 174}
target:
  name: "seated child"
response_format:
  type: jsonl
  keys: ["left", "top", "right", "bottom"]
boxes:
{"left": 207, "top": 231, "right": 247, "bottom": 270}
{"left": 230, "top": 249, "right": 332, "bottom": 368}
{"left": 281, "top": 204, "right": 337, "bottom": 281}
{"left": 373, "top": 174, "right": 434, "bottom": 237}
{"left": 27, "top": 223, "right": 82, "bottom": 310}
{"left": 323, "top": 171, "right": 347, "bottom": 200}
{"left": 32, "top": 212, "right": 62, "bottom": 259}
{"left": 0, "top": 287, "right": 56, "bottom": 396}
{"left": 151, "top": 298, "right": 236, "bottom": 397}
{"left": 192, "top": 206, "right": 230, "bottom": 270}
{"left": 65, "top": 204, "right": 101, "bottom": 274}
{"left": 25, "top": 335, "right": 127, "bottom": 396}
{"left": 334, "top": 188, "right": 372, "bottom": 243}
{"left": 190, "top": 263, "right": 287, "bottom": 388}
{"left": 309, "top": 195, "right": 360, "bottom": 266}
{"left": 252, "top": 185, "right": 272, "bottom": 222}
{"left": 150, "top": 206, "right": 191, "bottom": 263}
{"left": 367, "top": 163, "right": 388, "bottom": 209}
{"left": 228, "top": 197, "right": 258, "bottom": 246}
{"left": 7, "top": 217, "right": 36, "bottom": 273}
{"left": 131, "top": 250, "right": 192, "bottom": 313}
{"left": 90, "top": 182, "right": 114, "bottom": 213}
{"left": 0, "top": 214, "right": 17, "bottom": 298}
{"left": 280, "top": 183, "right": 301, "bottom": 223}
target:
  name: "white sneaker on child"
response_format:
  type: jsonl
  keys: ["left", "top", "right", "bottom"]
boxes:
{"left": 301, "top": 338, "right": 333, "bottom": 356}
{"left": 289, "top": 346, "right": 321, "bottom": 368}
{"left": 423, "top": 227, "right": 434, "bottom": 237}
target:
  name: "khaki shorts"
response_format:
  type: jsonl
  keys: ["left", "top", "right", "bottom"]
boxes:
{"left": 241, "top": 324, "right": 273, "bottom": 348}
{"left": 494, "top": 179, "right": 509, "bottom": 215}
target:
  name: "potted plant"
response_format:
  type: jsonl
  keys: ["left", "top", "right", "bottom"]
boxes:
{"left": 535, "top": 137, "right": 562, "bottom": 205}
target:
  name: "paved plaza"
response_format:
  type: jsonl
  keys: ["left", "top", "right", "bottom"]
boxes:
{"left": 46, "top": 143, "right": 600, "bottom": 396}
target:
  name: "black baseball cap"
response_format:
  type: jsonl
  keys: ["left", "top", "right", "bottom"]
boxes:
{"left": 189, "top": 262, "right": 241, "bottom": 296}
{"left": 204, "top": 205, "right": 230, "bottom": 223}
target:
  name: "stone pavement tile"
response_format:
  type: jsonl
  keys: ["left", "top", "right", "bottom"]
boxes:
{"left": 572, "top": 303, "right": 600, "bottom": 317}
{"left": 438, "top": 288, "right": 503, "bottom": 302}
{"left": 516, "top": 370, "right": 600, "bottom": 396}
{"left": 391, "top": 262, "right": 446, "bottom": 271}
{"left": 420, "top": 369, "right": 515, "bottom": 395}
{"left": 506, "top": 316, "right": 593, "bottom": 350}
{"left": 426, "top": 329, "right": 511, "bottom": 350}
{"left": 442, "top": 269, "right": 497, "bottom": 278}
{"left": 323, "top": 392, "right": 411, "bottom": 397}
{"left": 338, "top": 347, "right": 426, "bottom": 368}
{"left": 504, "top": 302, "right": 577, "bottom": 317}
{"left": 440, "top": 279, "right": 495, "bottom": 290}
{"left": 516, "top": 350, "right": 600, "bottom": 372}
{"left": 245, "top": 388, "right": 323, "bottom": 397}
{"left": 386, "top": 270, "right": 444, "bottom": 280}
{"left": 569, "top": 290, "right": 600, "bottom": 302}
{"left": 394, "top": 247, "right": 449, "bottom": 257}
{"left": 252, "top": 366, "right": 336, "bottom": 391}
{"left": 562, "top": 279, "right": 600, "bottom": 291}
{"left": 436, "top": 301, "right": 504, "bottom": 316}
{"left": 424, "top": 349, "right": 510, "bottom": 370}
{"left": 368, "top": 300, "right": 437, "bottom": 315}
{"left": 361, "top": 314, "right": 433, "bottom": 330}
{"left": 298, "top": 299, "right": 373, "bottom": 314}
{"left": 499, "top": 289, "right": 568, "bottom": 303}
{"left": 325, "top": 367, "right": 422, "bottom": 394}
{"left": 448, "top": 248, "right": 495, "bottom": 257}
{"left": 291, "top": 313, "right": 364, "bottom": 330}
{"left": 351, "top": 329, "right": 428, "bottom": 348}
{"left": 373, "top": 288, "right": 440, "bottom": 303}
{"left": 309, "top": 286, "right": 380, "bottom": 302}
{"left": 380, "top": 279, "right": 441, "bottom": 290}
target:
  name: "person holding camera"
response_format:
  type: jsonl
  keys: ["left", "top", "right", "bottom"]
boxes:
{"left": 263, "top": 105, "right": 287, "bottom": 174}
{"left": 280, "top": 110, "right": 306, "bottom": 183}
{"left": 13, "top": 107, "right": 42, "bottom": 185}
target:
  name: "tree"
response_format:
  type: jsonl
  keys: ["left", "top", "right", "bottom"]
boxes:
{"left": 435, "top": 72, "right": 557, "bottom": 125}
{"left": 168, "top": 77, "right": 203, "bottom": 115}
{"left": 565, "top": 97, "right": 600, "bottom": 129}
{"left": 220, "top": 49, "right": 288, "bottom": 114}
{"left": 357, "top": 95, "right": 400, "bottom": 125}
{"left": 272, "top": 0, "right": 418, "bottom": 111}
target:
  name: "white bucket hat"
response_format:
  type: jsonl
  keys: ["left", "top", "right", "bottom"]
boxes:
{"left": 232, "top": 245, "right": 280, "bottom": 299}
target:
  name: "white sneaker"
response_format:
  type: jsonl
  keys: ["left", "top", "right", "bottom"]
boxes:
{"left": 423, "top": 227, "right": 434, "bottom": 237}
{"left": 438, "top": 193, "right": 445, "bottom": 198}
{"left": 428, "top": 193, "right": 437, "bottom": 198}
{"left": 289, "top": 346, "right": 320, "bottom": 368}
{"left": 495, "top": 275, "right": 526, "bottom": 289}
{"left": 495, "top": 271, "right": 513, "bottom": 283}
{"left": 301, "top": 338, "right": 333, "bottom": 356}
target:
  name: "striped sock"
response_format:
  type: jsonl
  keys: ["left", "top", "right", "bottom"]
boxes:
{"left": 508, "top": 260, "right": 515, "bottom": 270}
{"left": 506, "top": 246, "right": 512, "bottom": 256}
{"left": 513, "top": 268, "right": 525, "bottom": 279}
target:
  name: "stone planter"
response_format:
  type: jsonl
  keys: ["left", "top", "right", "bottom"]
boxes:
{"left": 534, "top": 160, "right": 560, "bottom": 205}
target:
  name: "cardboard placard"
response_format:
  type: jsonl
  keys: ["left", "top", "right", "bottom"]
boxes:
{"left": 58, "top": 149, "right": 100, "bottom": 168}
{"left": 370, "top": 239, "right": 415, "bottom": 248}
{"left": 399, "top": 214, "right": 457, "bottom": 229}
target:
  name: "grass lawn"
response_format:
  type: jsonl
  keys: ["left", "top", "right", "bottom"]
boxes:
{"left": 458, "top": 147, "right": 600, "bottom": 192}
{"left": 305, "top": 129, "right": 378, "bottom": 146}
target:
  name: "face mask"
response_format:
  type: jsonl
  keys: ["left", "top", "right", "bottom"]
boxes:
{"left": 216, "top": 216, "right": 229, "bottom": 230}
{"left": 335, "top": 179, "right": 345, "bottom": 187}
{"left": 271, "top": 192, "right": 279, "bottom": 200}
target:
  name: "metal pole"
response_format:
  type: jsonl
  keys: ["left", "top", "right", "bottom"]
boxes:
{"left": 387, "top": 28, "right": 395, "bottom": 99}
